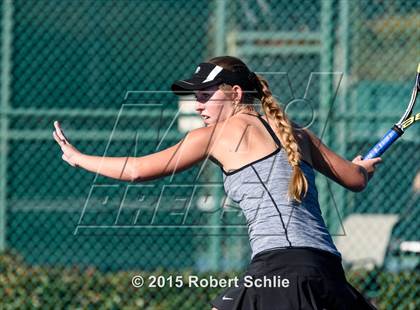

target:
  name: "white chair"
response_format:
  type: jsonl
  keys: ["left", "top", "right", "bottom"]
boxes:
{"left": 334, "top": 214, "right": 399, "bottom": 270}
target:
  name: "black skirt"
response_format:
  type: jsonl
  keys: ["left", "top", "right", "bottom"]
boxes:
{"left": 211, "top": 247, "right": 377, "bottom": 310}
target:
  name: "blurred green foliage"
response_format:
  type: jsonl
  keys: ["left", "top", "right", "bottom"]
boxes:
{"left": 1, "top": 252, "right": 418, "bottom": 309}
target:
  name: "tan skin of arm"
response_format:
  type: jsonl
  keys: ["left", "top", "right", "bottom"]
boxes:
{"left": 296, "top": 128, "right": 381, "bottom": 192}
{"left": 53, "top": 121, "right": 223, "bottom": 182}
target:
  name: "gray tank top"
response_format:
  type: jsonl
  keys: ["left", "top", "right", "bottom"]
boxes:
{"left": 217, "top": 113, "right": 340, "bottom": 259}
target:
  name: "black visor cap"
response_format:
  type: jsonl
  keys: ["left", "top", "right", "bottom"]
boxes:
{"left": 171, "top": 62, "right": 258, "bottom": 97}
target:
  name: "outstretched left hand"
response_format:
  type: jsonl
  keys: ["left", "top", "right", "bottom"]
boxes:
{"left": 52, "top": 121, "right": 82, "bottom": 168}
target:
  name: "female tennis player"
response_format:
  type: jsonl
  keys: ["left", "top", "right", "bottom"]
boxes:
{"left": 53, "top": 56, "right": 380, "bottom": 309}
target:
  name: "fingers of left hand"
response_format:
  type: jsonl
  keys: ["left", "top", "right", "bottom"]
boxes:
{"left": 54, "top": 121, "right": 68, "bottom": 142}
{"left": 53, "top": 131, "right": 67, "bottom": 146}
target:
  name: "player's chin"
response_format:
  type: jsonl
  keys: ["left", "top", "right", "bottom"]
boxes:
{"left": 203, "top": 119, "right": 216, "bottom": 127}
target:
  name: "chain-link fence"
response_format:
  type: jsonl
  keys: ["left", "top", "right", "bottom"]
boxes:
{"left": 1, "top": 0, "right": 419, "bottom": 309}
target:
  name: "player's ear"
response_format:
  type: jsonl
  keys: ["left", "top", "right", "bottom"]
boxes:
{"left": 231, "top": 85, "right": 244, "bottom": 102}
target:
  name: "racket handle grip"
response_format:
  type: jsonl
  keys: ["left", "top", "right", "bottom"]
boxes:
{"left": 363, "top": 125, "right": 403, "bottom": 160}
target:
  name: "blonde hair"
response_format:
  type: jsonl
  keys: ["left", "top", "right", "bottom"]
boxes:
{"left": 256, "top": 75, "right": 308, "bottom": 202}
{"left": 208, "top": 56, "right": 308, "bottom": 202}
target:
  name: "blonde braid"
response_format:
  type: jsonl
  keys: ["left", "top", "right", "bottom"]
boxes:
{"left": 257, "top": 76, "right": 308, "bottom": 202}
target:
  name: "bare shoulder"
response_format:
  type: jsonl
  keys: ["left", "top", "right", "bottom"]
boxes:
{"left": 297, "top": 127, "right": 321, "bottom": 148}
{"left": 293, "top": 125, "right": 311, "bottom": 143}
{"left": 186, "top": 124, "right": 221, "bottom": 149}
{"left": 205, "top": 114, "right": 265, "bottom": 165}
{"left": 188, "top": 117, "right": 243, "bottom": 154}
{"left": 209, "top": 115, "right": 249, "bottom": 147}
{"left": 293, "top": 127, "right": 313, "bottom": 166}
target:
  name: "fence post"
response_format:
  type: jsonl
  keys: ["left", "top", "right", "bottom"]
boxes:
{"left": 335, "top": 0, "right": 351, "bottom": 234}
{"left": 319, "top": 0, "right": 335, "bottom": 229}
{"left": 0, "top": 0, "right": 13, "bottom": 252}
{"left": 207, "top": 0, "right": 227, "bottom": 271}
{"left": 214, "top": 0, "right": 226, "bottom": 56}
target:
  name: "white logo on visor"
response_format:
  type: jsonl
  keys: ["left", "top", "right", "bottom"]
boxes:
{"left": 195, "top": 66, "right": 201, "bottom": 74}
{"left": 203, "top": 66, "right": 223, "bottom": 83}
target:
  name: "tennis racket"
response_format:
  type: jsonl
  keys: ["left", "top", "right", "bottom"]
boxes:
{"left": 363, "top": 63, "right": 420, "bottom": 160}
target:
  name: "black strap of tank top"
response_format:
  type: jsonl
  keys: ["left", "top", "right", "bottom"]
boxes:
{"left": 242, "top": 113, "right": 282, "bottom": 148}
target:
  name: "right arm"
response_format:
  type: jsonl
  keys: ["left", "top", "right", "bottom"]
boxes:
{"left": 302, "top": 129, "right": 381, "bottom": 192}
